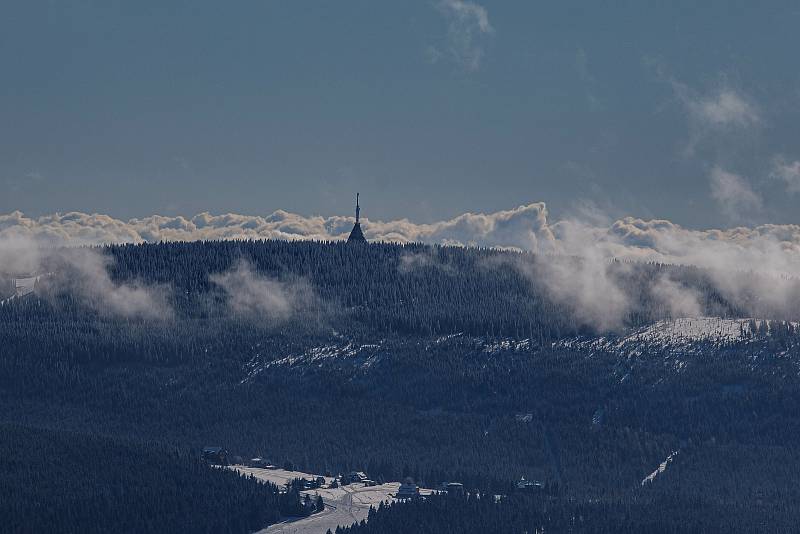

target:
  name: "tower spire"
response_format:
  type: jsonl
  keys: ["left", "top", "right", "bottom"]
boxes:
{"left": 347, "top": 192, "right": 367, "bottom": 243}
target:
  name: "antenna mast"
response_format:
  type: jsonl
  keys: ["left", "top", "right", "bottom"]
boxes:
{"left": 356, "top": 192, "right": 361, "bottom": 223}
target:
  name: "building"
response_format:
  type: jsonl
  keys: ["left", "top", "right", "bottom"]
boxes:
{"left": 9, "top": 275, "right": 38, "bottom": 298}
{"left": 248, "top": 457, "right": 273, "bottom": 468}
{"left": 516, "top": 477, "right": 544, "bottom": 492}
{"left": 342, "top": 471, "right": 368, "bottom": 484}
{"left": 346, "top": 193, "right": 367, "bottom": 243}
{"left": 201, "top": 446, "right": 228, "bottom": 465}
{"left": 396, "top": 477, "right": 419, "bottom": 499}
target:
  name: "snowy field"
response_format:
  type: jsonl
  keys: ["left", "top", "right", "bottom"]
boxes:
{"left": 228, "top": 466, "right": 433, "bottom": 534}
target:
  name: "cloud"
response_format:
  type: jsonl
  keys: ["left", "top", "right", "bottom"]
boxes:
{"left": 431, "top": 0, "right": 493, "bottom": 71}
{"left": 772, "top": 158, "right": 800, "bottom": 194}
{"left": 665, "top": 76, "right": 762, "bottom": 155}
{"left": 650, "top": 275, "right": 702, "bottom": 319}
{"left": 0, "top": 234, "right": 171, "bottom": 320}
{"left": 59, "top": 248, "right": 173, "bottom": 320}
{"left": 4, "top": 202, "right": 800, "bottom": 329}
{"left": 0, "top": 204, "right": 557, "bottom": 250}
{"left": 685, "top": 88, "right": 761, "bottom": 128}
{"left": 4, "top": 204, "right": 800, "bottom": 275}
{"left": 575, "top": 48, "right": 601, "bottom": 110}
{"left": 668, "top": 75, "right": 761, "bottom": 129}
{"left": 709, "top": 166, "right": 762, "bottom": 219}
{"left": 398, "top": 250, "right": 455, "bottom": 274}
{"left": 210, "top": 261, "right": 317, "bottom": 323}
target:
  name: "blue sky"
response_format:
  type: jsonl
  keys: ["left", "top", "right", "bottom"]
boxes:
{"left": 3, "top": 1, "right": 800, "bottom": 229}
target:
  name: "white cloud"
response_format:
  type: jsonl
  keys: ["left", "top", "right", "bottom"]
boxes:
{"left": 210, "top": 261, "right": 316, "bottom": 323}
{"left": 668, "top": 76, "right": 761, "bottom": 129}
{"left": 0, "top": 234, "right": 171, "bottom": 320}
{"left": 650, "top": 275, "right": 702, "bottom": 318}
{"left": 4, "top": 204, "right": 800, "bottom": 274}
{"left": 59, "top": 248, "right": 173, "bottom": 320}
{"left": 432, "top": 0, "right": 493, "bottom": 71}
{"left": 709, "top": 166, "right": 762, "bottom": 219}
{"left": 0, "top": 204, "right": 557, "bottom": 251}
{"left": 5, "top": 202, "right": 800, "bottom": 330}
{"left": 666, "top": 77, "right": 762, "bottom": 154}
{"left": 772, "top": 158, "right": 800, "bottom": 194}
{"left": 687, "top": 88, "right": 761, "bottom": 128}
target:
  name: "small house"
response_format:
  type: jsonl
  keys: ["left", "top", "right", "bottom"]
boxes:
{"left": 396, "top": 477, "right": 419, "bottom": 499}
{"left": 202, "top": 446, "right": 228, "bottom": 466}
{"left": 343, "top": 471, "right": 368, "bottom": 484}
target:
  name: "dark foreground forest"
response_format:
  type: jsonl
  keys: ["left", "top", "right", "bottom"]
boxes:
{"left": 0, "top": 424, "right": 316, "bottom": 534}
{"left": 2, "top": 240, "right": 800, "bottom": 532}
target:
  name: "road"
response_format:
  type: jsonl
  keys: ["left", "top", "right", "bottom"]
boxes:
{"left": 229, "top": 467, "right": 432, "bottom": 534}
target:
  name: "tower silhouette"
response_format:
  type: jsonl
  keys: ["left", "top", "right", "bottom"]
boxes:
{"left": 347, "top": 193, "right": 367, "bottom": 243}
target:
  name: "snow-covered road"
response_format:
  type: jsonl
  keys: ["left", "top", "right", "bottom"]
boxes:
{"left": 229, "top": 467, "right": 432, "bottom": 534}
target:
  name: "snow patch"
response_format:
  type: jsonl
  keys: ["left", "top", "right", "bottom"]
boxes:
{"left": 556, "top": 317, "right": 796, "bottom": 357}
{"left": 641, "top": 450, "right": 679, "bottom": 486}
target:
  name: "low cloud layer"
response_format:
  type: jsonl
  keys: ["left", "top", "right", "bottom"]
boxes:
{"left": 0, "top": 204, "right": 556, "bottom": 250}
{"left": 4, "top": 202, "right": 800, "bottom": 329}
{"left": 3, "top": 204, "right": 800, "bottom": 273}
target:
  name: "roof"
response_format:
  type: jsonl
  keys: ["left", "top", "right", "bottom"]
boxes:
{"left": 203, "top": 446, "right": 224, "bottom": 453}
{"left": 516, "top": 477, "right": 544, "bottom": 489}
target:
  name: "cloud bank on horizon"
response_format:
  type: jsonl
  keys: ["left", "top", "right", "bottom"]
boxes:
{"left": 2, "top": 203, "right": 800, "bottom": 277}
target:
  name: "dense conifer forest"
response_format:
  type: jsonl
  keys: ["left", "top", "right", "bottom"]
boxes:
{"left": 333, "top": 489, "right": 798, "bottom": 534}
{"left": 2, "top": 240, "right": 800, "bottom": 532}
{"left": 0, "top": 424, "right": 314, "bottom": 533}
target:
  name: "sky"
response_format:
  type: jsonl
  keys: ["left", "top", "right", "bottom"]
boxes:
{"left": 3, "top": 1, "right": 800, "bottom": 229}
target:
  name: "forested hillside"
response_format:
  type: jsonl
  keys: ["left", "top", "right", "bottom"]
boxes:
{"left": 8, "top": 239, "right": 790, "bottom": 343}
{"left": 0, "top": 424, "right": 296, "bottom": 534}
{"left": 2, "top": 240, "right": 800, "bottom": 532}
{"left": 334, "top": 489, "right": 797, "bottom": 534}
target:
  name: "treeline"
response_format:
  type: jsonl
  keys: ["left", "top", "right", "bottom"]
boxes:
{"left": 0, "top": 424, "right": 298, "bottom": 534}
{"left": 0, "top": 277, "right": 12, "bottom": 299}
{"left": 5, "top": 239, "right": 791, "bottom": 346}
{"left": 333, "top": 491, "right": 797, "bottom": 534}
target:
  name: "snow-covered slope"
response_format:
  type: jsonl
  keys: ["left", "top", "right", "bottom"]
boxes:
{"left": 242, "top": 317, "right": 799, "bottom": 384}
{"left": 556, "top": 317, "right": 796, "bottom": 357}
{"left": 241, "top": 338, "right": 387, "bottom": 383}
